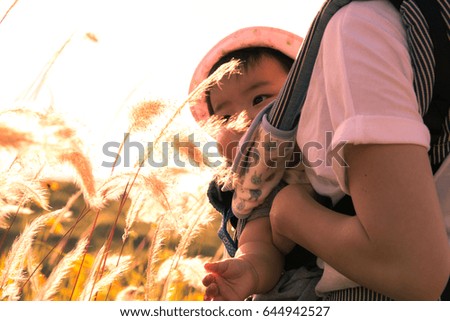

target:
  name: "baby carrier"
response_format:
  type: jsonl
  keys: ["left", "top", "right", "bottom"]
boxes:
{"left": 214, "top": 0, "right": 450, "bottom": 299}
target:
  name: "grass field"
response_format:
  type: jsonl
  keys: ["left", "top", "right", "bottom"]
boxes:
{"left": 0, "top": 1, "right": 248, "bottom": 301}
{"left": 0, "top": 82, "right": 234, "bottom": 301}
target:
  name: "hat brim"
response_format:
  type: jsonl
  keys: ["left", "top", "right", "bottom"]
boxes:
{"left": 188, "top": 26, "right": 303, "bottom": 123}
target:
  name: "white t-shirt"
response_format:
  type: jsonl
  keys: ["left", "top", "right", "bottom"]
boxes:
{"left": 296, "top": 0, "right": 431, "bottom": 295}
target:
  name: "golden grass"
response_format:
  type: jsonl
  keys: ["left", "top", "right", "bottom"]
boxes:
{"left": 0, "top": 37, "right": 244, "bottom": 300}
{"left": 0, "top": 78, "right": 230, "bottom": 302}
{"left": 0, "top": 105, "right": 220, "bottom": 300}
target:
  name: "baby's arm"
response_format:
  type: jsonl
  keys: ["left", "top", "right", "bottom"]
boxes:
{"left": 203, "top": 216, "right": 284, "bottom": 300}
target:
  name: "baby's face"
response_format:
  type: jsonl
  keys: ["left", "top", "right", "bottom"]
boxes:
{"left": 209, "top": 55, "right": 288, "bottom": 161}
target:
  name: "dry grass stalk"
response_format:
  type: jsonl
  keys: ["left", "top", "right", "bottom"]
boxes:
{"left": 138, "top": 168, "right": 191, "bottom": 300}
{"left": 172, "top": 134, "right": 210, "bottom": 168}
{"left": 26, "top": 251, "right": 42, "bottom": 297}
{"left": 79, "top": 245, "right": 132, "bottom": 301}
{"left": 187, "top": 60, "right": 241, "bottom": 117}
{"left": 1, "top": 177, "right": 50, "bottom": 211}
{"left": 157, "top": 256, "right": 210, "bottom": 292}
{"left": 0, "top": 53, "right": 233, "bottom": 301}
{"left": 48, "top": 190, "right": 81, "bottom": 236}
{"left": 116, "top": 285, "right": 145, "bottom": 301}
{"left": 109, "top": 100, "right": 166, "bottom": 173}
{"left": 0, "top": 210, "right": 62, "bottom": 300}
{"left": 79, "top": 244, "right": 106, "bottom": 301}
{"left": 123, "top": 191, "right": 145, "bottom": 242}
{"left": 17, "top": 35, "right": 73, "bottom": 103}
{"left": 159, "top": 198, "right": 214, "bottom": 300}
{"left": 96, "top": 172, "right": 136, "bottom": 203}
{"left": 34, "top": 237, "right": 88, "bottom": 300}
{"left": 144, "top": 216, "right": 167, "bottom": 301}
{"left": 16, "top": 31, "right": 97, "bottom": 103}
{"left": 0, "top": 0, "right": 19, "bottom": 25}
{"left": 140, "top": 60, "right": 240, "bottom": 167}
{"left": 1, "top": 108, "right": 98, "bottom": 210}
{"left": 58, "top": 151, "right": 99, "bottom": 208}
{"left": 0, "top": 204, "right": 33, "bottom": 229}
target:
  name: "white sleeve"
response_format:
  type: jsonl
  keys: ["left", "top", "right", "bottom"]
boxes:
{"left": 320, "top": 0, "right": 431, "bottom": 193}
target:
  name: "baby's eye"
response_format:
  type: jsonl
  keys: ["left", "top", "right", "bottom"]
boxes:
{"left": 252, "top": 95, "right": 268, "bottom": 106}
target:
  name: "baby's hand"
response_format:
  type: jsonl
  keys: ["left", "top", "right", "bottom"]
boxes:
{"left": 202, "top": 258, "right": 258, "bottom": 301}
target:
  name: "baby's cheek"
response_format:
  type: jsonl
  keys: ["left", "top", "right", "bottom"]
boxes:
{"left": 217, "top": 129, "right": 242, "bottom": 162}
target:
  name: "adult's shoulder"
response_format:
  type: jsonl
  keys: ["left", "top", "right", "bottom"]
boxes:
{"left": 326, "top": 0, "right": 405, "bottom": 41}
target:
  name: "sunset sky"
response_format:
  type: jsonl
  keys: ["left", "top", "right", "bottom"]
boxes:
{"left": 0, "top": 0, "right": 324, "bottom": 176}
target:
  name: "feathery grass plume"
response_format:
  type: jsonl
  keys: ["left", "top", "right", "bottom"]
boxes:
{"left": 48, "top": 190, "right": 81, "bottom": 236}
{"left": 79, "top": 244, "right": 106, "bottom": 301}
{"left": 172, "top": 133, "right": 211, "bottom": 168}
{"left": 116, "top": 285, "right": 145, "bottom": 301}
{"left": 0, "top": 167, "right": 50, "bottom": 225}
{"left": 141, "top": 174, "right": 171, "bottom": 210}
{"left": 122, "top": 191, "right": 145, "bottom": 242}
{"left": 0, "top": 205, "right": 33, "bottom": 229}
{"left": 39, "top": 110, "right": 99, "bottom": 208}
{"left": 136, "top": 60, "right": 240, "bottom": 169}
{"left": 109, "top": 99, "right": 167, "bottom": 172}
{"left": 96, "top": 172, "right": 135, "bottom": 204}
{"left": 124, "top": 172, "right": 175, "bottom": 229}
{"left": 97, "top": 170, "right": 172, "bottom": 218}
{"left": 57, "top": 151, "right": 100, "bottom": 208}
{"left": 157, "top": 256, "right": 210, "bottom": 292}
{"left": 85, "top": 32, "right": 98, "bottom": 43}
{"left": 129, "top": 99, "right": 166, "bottom": 133}
{"left": 225, "top": 110, "right": 251, "bottom": 133}
{"left": 132, "top": 171, "right": 172, "bottom": 210}
{"left": 0, "top": 126, "right": 34, "bottom": 149}
{"left": 89, "top": 165, "right": 172, "bottom": 293}
{"left": 104, "top": 254, "right": 132, "bottom": 271}
{"left": 0, "top": 108, "right": 99, "bottom": 209}
{"left": 210, "top": 110, "right": 251, "bottom": 189}
{"left": 26, "top": 251, "right": 42, "bottom": 298}
{"left": 34, "top": 237, "right": 88, "bottom": 301}
{"left": 144, "top": 216, "right": 167, "bottom": 301}
{"left": 0, "top": 210, "right": 62, "bottom": 300}
{"left": 159, "top": 196, "right": 215, "bottom": 300}
{"left": 0, "top": 175, "right": 50, "bottom": 211}
{"left": 79, "top": 245, "right": 132, "bottom": 301}
{"left": 83, "top": 258, "right": 132, "bottom": 301}
{"left": 187, "top": 60, "right": 241, "bottom": 117}
{"left": 123, "top": 168, "right": 190, "bottom": 299}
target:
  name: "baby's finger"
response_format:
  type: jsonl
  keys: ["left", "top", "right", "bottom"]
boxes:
{"left": 205, "top": 283, "right": 219, "bottom": 299}
{"left": 202, "top": 273, "right": 215, "bottom": 286}
{"left": 204, "top": 260, "right": 229, "bottom": 275}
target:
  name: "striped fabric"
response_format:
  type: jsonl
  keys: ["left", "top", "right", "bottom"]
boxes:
{"left": 267, "top": 0, "right": 352, "bottom": 131}
{"left": 324, "top": 287, "right": 393, "bottom": 301}
{"left": 399, "top": 0, "right": 450, "bottom": 170}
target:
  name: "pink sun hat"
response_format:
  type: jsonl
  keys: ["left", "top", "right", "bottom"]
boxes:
{"left": 188, "top": 26, "right": 303, "bottom": 123}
